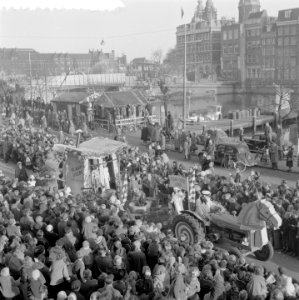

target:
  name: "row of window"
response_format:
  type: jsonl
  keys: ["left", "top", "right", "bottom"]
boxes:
{"left": 222, "top": 29, "right": 239, "bottom": 41}
{"left": 261, "top": 38, "right": 276, "bottom": 45}
{"left": 262, "top": 48, "right": 275, "bottom": 56}
{"left": 277, "top": 37, "right": 297, "bottom": 46}
{"left": 222, "top": 46, "right": 239, "bottom": 54}
{"left": 276, "top": 56, "right": 297, "bottom": 67}
{"left": 247, "top": 55, "right": 260, "bottom": 64}
{"left": 247, "top": 40, "right": 261, "bottom": 47}
{"left": 246, "top": 67, "right": 297, "bottom": 80}
{"left": 247, "top": 28, "right": 261, "bottom": 37}
{"left": 277, "top": 25, "right": 297, "bottom": 36}
{"left": 277, "top": 68, "right": 297, "bottom": 80}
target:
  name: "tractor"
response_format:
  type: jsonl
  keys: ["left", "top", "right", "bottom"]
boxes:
{"left": 172, "top": 198, "right": 282, "bottom": 261}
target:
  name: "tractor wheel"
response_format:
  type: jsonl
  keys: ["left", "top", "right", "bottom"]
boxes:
{"left": 254, "top": 242, "right": 274, "bottom": 261}
{"left": 173, "top": 214, "right": 205, "bottom": 244}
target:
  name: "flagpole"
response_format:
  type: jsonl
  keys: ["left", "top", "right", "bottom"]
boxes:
{"left": 183, "top": 23, "right": 187, "bottom": 129}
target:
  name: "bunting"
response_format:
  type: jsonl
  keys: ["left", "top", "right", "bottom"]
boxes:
{"left": 188, "top": 169, "right": 196, "bottom": 204}
{"left": 120, "top": 170, "right": 128, "bottom": 205}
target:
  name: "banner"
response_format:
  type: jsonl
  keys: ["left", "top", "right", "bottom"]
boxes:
{"left": 169, "top": 175, "right": 188, "bottom": 190}
{"left": 65, "top": 152, "right": 84, "bottom": 195}
{"left": 289, "top": 124, "right": 298, "bottom": 146}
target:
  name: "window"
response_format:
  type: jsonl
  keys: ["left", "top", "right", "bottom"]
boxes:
{"left": 284, "top": 68, "right": 289, "bottom": 80}
{"left": 285, "top": 10, "right": 291, "bottom": 18}
{"left": 290, "top": 26, "right": 297, "bottom": 35}
{"left": 228, "top": 30, "right": 233, "bottom": 40}
{"left": 234, "top": 29, "right": 239, "bottom": 38}
{"left": 291, "top": 57, "right": 296, "bottom": 67}
{"left": 290, "top": 68, "right": 296, "bottom": 80}
{"left": 278, "top": 27, "right": 284, "bottom": 36}
{"left": 290, "top": 37, "right": 296, "bottom": 45}
{"left": 247, "top": 30, "right": 252, "bottom": 37}
{"left": 284, "top": 37, "right": 289, "bottom": 45}
{"left": 284, "top": 26, "right": 290, "bottom": 35}
{"left": 278, "top": 38, "right": 283, "bottom": 46}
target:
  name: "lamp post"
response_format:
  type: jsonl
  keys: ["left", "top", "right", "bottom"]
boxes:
{"left": 183, "top": 23, "right": 187, "bottom": 129}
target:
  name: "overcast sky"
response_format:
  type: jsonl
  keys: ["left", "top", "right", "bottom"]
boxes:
{"left": 0, "top": 0, "right": 298, "bottom": 61}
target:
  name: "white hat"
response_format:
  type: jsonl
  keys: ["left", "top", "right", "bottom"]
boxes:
{"left": 202, "top": 190, "right": 211, "bottom": 196}
{"left": 1, "top": 267, "right": 9, "bottom": 276}
{"left": 85, "top": 216, "right": 92, "bottom": 223}
{"left": 32, "top": 269, "right": 40, "bottom": 280}
{"left": 46, "top": 224, "right": 53, "bottom": 232}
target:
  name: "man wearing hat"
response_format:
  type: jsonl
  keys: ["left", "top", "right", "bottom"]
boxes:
{"left": 15, "top": 161, "right": 28, "bottom": 182}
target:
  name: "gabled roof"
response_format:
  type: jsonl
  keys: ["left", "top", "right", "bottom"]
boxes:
{"left": 52, "top": 91, "right": 90, "bottom": 103}
{"left": 98, "top": 91, "right": 147, "bottom": 107}
{"left": 278, "top": 8, "right": 299, "bottom": 22}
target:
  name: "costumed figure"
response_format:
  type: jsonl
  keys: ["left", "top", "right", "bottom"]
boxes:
{"left": 170, "top": 187, "right": 185, "bottom": 215}
{"left": 41, "top": 150, "right": 60, "bottom": 191}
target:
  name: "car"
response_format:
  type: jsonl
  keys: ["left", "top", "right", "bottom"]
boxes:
{"left": 213, "top": 142, "right": 257, "bottom": 167}
{"left": 244, "top": 137, "right": 267, "bottom": 154}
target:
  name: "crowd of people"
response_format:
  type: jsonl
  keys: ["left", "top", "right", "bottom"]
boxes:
{"left": 0, "top": 102, "right": 298, "bottom": 300}
{"left": 0, "top": 137, "right": 296, "bottom": 299}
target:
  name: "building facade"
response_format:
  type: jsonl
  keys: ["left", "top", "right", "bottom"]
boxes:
{"left": 220, "top": 0, "right": 299, "bottom": 89}
{"left": 128, "top": 57, "right": 160, "bottom": 80}
{"left": 176, "top": 0, "right": 222, "bottom": 81}
{"left": 0, "top": 48, "right": 127, "bottom": 77}
{"left": 221, "top": 21, "right": 242, "bottom": 81}
{"left": 275, "top": 8, "right": 299, "bottom": 85}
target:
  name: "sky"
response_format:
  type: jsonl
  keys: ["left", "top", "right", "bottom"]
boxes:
{"left": 0, "top": 0, "right": 299, "bottom": 61}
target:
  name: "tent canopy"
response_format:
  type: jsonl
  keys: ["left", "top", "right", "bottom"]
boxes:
{"left": 53, "top": 137, "right": 127, "bottom": 158}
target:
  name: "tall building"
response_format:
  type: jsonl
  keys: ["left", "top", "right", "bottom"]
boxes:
{"left": 221, "top": 20, "right": 242, "bottom": 81}
{"left": 244, "top": 10, "right": 268, "bottom": 82}
{"left": 238, "top": 0, "right": 261, "bottom": 23}
{"left": 276, "top": 8, "right": 299, "bottom": 85}
{"left": 176, "top": 0, "right": 222, "bottom": 81}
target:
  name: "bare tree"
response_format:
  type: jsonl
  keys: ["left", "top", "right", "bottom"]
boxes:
{"left": 151, "top": 49, "right": 163, "bottom": 64}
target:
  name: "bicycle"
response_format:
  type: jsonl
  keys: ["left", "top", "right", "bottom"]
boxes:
{"left": 223, "top": 154, "right": 247, "bottom": 172}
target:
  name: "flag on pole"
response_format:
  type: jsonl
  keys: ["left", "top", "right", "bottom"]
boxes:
{"left": 120, "top": 170, "right": 128, "bottom": 205}
{"left": 100, "top": 40, "right": 105, "bottom": 46}
{"left": 188, "top": 169, "right": 196, "bottom": 204}
{"left": 181, "top": 7, "right": 184, "bottom": 18}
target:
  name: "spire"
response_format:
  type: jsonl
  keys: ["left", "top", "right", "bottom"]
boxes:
{"left": 204, "top": 0, "right": 217, "bottom": 23}
{"left": 192, "top": 0, "right": 204, "bottom": 23}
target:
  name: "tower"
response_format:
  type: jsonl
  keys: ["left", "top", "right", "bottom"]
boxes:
{"left": 192, "top": 0, "right": 204, "bottom": 23}
{"left": 204, "top": 0, "right": 217, "bottom": 23}
{"left": 238, "top": 0, "right": 261, "bottom": 23}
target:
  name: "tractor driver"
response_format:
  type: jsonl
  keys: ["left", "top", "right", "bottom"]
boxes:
{"left": 195, "top": 190, "right": 213, "bottom": 222}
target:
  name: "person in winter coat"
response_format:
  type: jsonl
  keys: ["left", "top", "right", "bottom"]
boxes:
{"left": 127, "top": 240, "right": 148, "bottom": 275}
{"left": 269, "top": 142, "right": 279, "bottom": 170}
{"left": 0, "top": 267, "right": 20, "bottom": 299}
{"left": 15, "top": 161, "right": 29, "bottom": 182}
{"left": 286, "top": 146, "right": 294, "bottom": 172}
{"left": 247, "top": 266, "right": 268, "bottom": 300}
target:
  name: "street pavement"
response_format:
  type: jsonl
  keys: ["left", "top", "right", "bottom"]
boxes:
{"left": 1, "top": 127, "right": 298, "bottom": 279}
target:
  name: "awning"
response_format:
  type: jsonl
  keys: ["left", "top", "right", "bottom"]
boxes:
{"left": 53, "top": 137, "right": 127, "bottom": 158}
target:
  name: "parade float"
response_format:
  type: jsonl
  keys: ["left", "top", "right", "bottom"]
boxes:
{"left": 172, "top": 184, "right": 282, "bottom": 261}
{"left": 53, "top": 136, "right": 127, "bottom": 195}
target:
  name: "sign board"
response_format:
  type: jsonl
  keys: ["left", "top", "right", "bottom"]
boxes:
{"left": 65, "top": 152, "right": 84, "bottom": 195}
{"left": 169, "top": 175, "right": 188, "bottom": 190}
